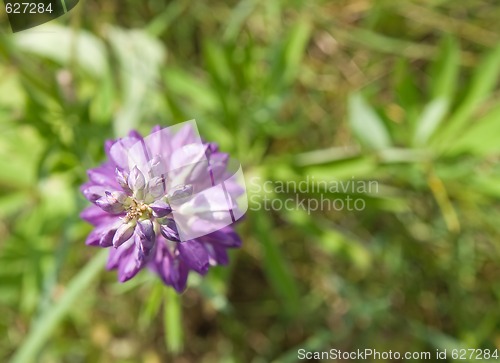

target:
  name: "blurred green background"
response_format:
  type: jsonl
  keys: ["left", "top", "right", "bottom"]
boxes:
{"left": 2, "top": 0, "right": 500, "bottom": 362}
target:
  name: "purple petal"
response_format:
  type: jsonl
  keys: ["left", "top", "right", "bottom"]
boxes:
{"left": 108, "top": 190, "right": 129, "bottom": 204}
{"left": 106, "top": 239, "right": 145, "bottom": 282}
{"left": 167, "top": 184, "right": 193, "bottom": 203}
{"left": 205, "top": 243, "right": 229, "bottom": 266}
{"left": 128, "top": 130, "right": 143, "bottom": 139}
{"left": 171, "top": 124, "right": 197, "bottom": 149}
{"left": 151, "top": 125, "right": 162, "bottom": 133}
{"left": 95, "top": 194, "right": 126, "bottom": 214}
{"left": 150, "top": 200, "right": 172, "bottom": 218}
{"left": 201, "top": 227, "right": 241, "bottom": 248}
{"left": 160, "top": 219, "right": 180, "bottom": 242}
{"left": 99, "top": 227, "right": 117, "bottom": 247}
{"left": 204, "top": 142, "right": 219, "bottom": 156}
{"left": 80, "top": 205, "right": 111, "bottom": 226}
{"left": 85, "top": 228, "right": 104, "bottom": 246}
{"left": 117, "top": 247, "right": 144, "bottom": 282}
{"left": 113, "top": 222, "right": 136, "bottom": 248}
{"left": 148, "top": 241, "right": 170, "bottom": 282}
{"left": 136, "top": 219, "right": 156, "bottom": 259}
{"left": 144, "top": 128, "right": 172, "bottom": 170}
{"left": 81, "top": 184, "right": 107, "bottom": 203}
{"left": 115, "top": 168, "right": 133, "bottom": 195}
{"left": 147, "top": 176, "right": 166, "bottom": 199}
{"left": 85, "top": 219, "right": 120, "bottom": 247}
{"left": 109, "top": 137, "right": 141, "bottom": 170}
{"left": 104, "top": 139, "right": 115, "bottom": 159}
{"left": 150, "top": 243, "right": 188, "bottom": 292}
{"left": 106, "top": 244, "right": 126, "bottom": 269}
{"left": 87, "top": 164, "right": 120, "bottom": 189}
{"left": 205, "top": 152, "right": 230, "bottom": 185}
{"left": 148, "top": 155, "right": 167, "bottom": 178}
{"left": 177, "top": 240, "right": 209, "bottom": 275}
{"left": 128, "top": 166, "right": 146, "bottom": 192}
{"left": 168, "top": 257, "right": 189, "bottom": 292}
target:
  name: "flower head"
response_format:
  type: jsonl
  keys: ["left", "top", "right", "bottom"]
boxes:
{"left": 81, "top": 121, "right": 245, "bottom": 292}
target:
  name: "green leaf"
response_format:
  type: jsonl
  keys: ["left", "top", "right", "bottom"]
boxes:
{"left": 394, "top": 58, "right": 421, "bottom": 111}
{"left": 13, "top": 24, "right": 108, "bottom": 77}
{"left": 413, "top": 98, "right": 449, "bottom": 146}
{"left": 430, "top": 36, "right": 460, "bottom": 101}
{"left": 348, "top": 93, "right": 391, "bottom": 150}
{"left": 146, "top": 0, "right": 188, "bottom": 37}
{"left": 436, "top": 44, "right": 500, "bottom": 144}
{"left": 223, "top": 0, "right": 258, "bottom": 42}
{"left": 270, "top": 17, "right": 312, "bottom": 88}
{"left": 446, "top": 104, "right": 500, "bottom": 155}
{"left": 282, "top": 18, "right": 311, "bottom": 84}
{"left": 203, "top": 41, "right": 232, "bottom": 87}
{"left": 298, "top": 156, "right": 377, "bottom": 181}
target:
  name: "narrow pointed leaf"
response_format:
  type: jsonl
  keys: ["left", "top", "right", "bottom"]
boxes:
{"left": 348, "top": 93, "right": 391, "bottom": 150}
{"left": 413, "top": 98, "right": 449, "bottom": 146}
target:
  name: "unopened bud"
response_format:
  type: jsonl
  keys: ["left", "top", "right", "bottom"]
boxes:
{"left": 115, "top": 168, "right": 133, "bottom": 195}
{"left": 149, "top": 155, "right": 166, "bottom": 178}
{"left": 147, "top": 176, "right": 166, "bottom": 199}
{"left": 167, "top": 184, "right": 193, "bottom": 203}
{"left": 160, "top": 218, "right": 180, "bottom": 242}
{"left": 95, "top": 191, "right": 127, "bottom": 214}
{"left": 128, "top": 166, "right": 146, "bottom": 192}
{"left": 137, "top": 219, "right": 156, "bottom": 258}
{"left": 149, "top": 200, "right": 172, "bottom": 218}
{"left": 113, "top": 221, "right": 136, "bottom": 248}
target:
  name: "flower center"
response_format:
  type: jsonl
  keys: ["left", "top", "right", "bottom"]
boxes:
{"left": 124, "top": 200, "right": 151, "bottom": 222}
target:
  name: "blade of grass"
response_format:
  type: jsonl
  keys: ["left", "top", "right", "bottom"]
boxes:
{"left": 427, "top": 171, "right": 460, "bottom": 233}
{"left": 270, "top": 17, "right": 312, "bottom": 88}
{"left": 254, "top": 212, "right": 299, "bottom": 316}
{"left": 146, "top": 0, "right": 188, "bottom": 37}
{"left": 413, "top": 98, "right": 449, "bottom": 146}
{"left": 164, "top": 288, "right": 183, "bottom": 354}
{"left": 282, "top": 17, "right": 312, "bottom": 85}
{"left": 429, "top": 36, "right": 460, "bottom": 101}
{"left": 223, "top": 0, "right": 258, "bottom": 42}
{"left": 139, "top": 281, "right": 164, "bottom": 331}
{"left": 11, "top": 249, "right": 107, "bottom": 363}
{"left": 447, "top": 104, "right": 500, "bottom": 156}
{"left": 335, "top": 27, "right": 475, "bottom": 66}
{"left": 348, "top": 92, "right": 391, "bottom": 150}
{"left": 435, "top": 44, "right": 500, "bottom": 146}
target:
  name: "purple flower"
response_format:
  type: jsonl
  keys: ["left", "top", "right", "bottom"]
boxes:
{"left": 81, "top": 122, "right": 245, "bottom": 292}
